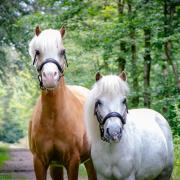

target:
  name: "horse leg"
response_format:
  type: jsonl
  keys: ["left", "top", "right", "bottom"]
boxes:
{"left": 66, "top": 156, "right": 80, "bottom": 180}
{"left": 33, "top": 155, "right": 48, "bottom": 180}
{"left": 84, "top": 159, "right": 97, "bottom": 180}
{"left": 50, "top": 165, "right": 64, "bottom": 180}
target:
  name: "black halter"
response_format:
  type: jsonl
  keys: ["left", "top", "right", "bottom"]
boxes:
{"left": 37, "top": 58, "right": 64, "bottom": 74}
{"left": 94, "top": 100, "right": 128, "bottom": 142}
{"left": 33, "top": 50, "right": 67, "bottom": 89}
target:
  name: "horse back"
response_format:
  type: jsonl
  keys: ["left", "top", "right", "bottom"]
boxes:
{"left": 67, "top": 85, "right": 89, "bottom": 104}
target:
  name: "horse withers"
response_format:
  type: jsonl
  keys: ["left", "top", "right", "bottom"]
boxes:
{"left": 28, "top": 26, "right": 96, "bottom": 180}
{"left": 85, "top": 72, "right": 173, "bottom": 180}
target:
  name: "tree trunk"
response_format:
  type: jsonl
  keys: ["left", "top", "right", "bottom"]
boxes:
{"left": 128, "top": 3, "right": 139, "bottom": 106}
{"left": 144, "top": 28, "right": 151, "bottom": 107}
{"left": 164, "top": 0, "right": 180, "bottom": 90}
{"left": 117, "top": 0, "right": 126, "bottom": 72}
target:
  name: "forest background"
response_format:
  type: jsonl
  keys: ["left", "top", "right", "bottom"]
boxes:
{"left": 0, "top": 0, "right": 179, "bottom": 177}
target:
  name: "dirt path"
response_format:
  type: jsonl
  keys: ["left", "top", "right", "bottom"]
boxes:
{"left": 0, "top": 148, "right": 86, "bottom": 180}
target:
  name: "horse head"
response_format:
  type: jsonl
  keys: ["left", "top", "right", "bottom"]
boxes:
{"left": 29, "top": 26, "right": 67, "bottom": 90}
{"left": 86, "top": 72, "right": 129, "bottom": 143}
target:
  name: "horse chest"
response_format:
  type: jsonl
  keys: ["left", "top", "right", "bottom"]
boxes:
{"left": 32, "top": 120, "right": 75, "bottom": 155}
{"left": 92, "top": 143, "right": 133, "bottom": 179}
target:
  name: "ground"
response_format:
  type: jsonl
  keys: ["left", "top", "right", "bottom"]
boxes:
{"left": 0, "top": 148, "right": 38, "bottom": 180}
{"left": 0, "top": 138, "right": 87, "bottom": 180}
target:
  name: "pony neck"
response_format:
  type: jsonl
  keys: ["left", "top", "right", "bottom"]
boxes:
{"left": 41, "top": 77, "right": 66, "bottom": 112}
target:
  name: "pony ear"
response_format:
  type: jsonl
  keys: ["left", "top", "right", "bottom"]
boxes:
{"left": 96, "top": 72, "right": 102, "bottom": 81}
{"left": 35, "top": 26, "right": 41, "bottom": 36}
{"left": 60, "top": 26, "right": 65, "bottom": 38}
{"left": 119, "top": 71, "right": 127, "bottom": 81}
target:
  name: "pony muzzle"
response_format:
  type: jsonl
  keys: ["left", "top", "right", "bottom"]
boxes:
{"left": 106, "top": 125, "right": 122, "bottom": 143}
{"left": 40, "top": 63, "right": 61, "bottom": 89}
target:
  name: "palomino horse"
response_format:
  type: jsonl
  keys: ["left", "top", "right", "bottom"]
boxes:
{"left": 85, "top": 72, "right": 173, "bottom": 180}
{"left": 28, "top": 26, "right": 96, "bottom": 180}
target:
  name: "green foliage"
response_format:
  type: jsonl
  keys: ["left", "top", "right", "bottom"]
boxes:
{"left": 0, "top": 0, "right": 179, "bottom": 142}
{"left": 0, "top": 2, "right": 179, "bottom": 179}
{"left": 0, "top": 120, "right": 23, "bottom": 143}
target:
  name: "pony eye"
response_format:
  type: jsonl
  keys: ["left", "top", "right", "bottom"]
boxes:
{"left": 35, "top": 50, "right": 40, "bottom": 55}
{"left": 60, "top": 49, "right": 66, "bottom": 56}
{"left": 95, "top": 99, "right": 102, "bottom": 108}
{"left": 97, "top": 100, "right": 102, "bottom": 105}
{"left": 122, "top": 98, "right": 126, "bottom": 104}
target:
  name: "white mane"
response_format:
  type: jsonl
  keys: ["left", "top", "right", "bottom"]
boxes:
{"left": 85, "top": 75, "right": 129, "bottom": 143}
{"left": 29, "top": 29, "right": 64, "bottom": 61}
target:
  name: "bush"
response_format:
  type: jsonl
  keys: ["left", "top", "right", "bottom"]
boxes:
{"left": 0, "top": 120, "right": 24, "bottom": 143}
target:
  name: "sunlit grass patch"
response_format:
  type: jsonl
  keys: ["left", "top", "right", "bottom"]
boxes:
{"left": 79, "top": 164, "right": 87, "bottom": 177}
{"left": 172, "top": 135, "right": 180, "bottom": 180}
{"left": 0, "top": 144, "right": 9, "bottom": 167}
{"left": 0, "top": 174, "right": 26, "bottom": 180}
{"left": 0, "top": 175, "right": 12, "bottom": 180}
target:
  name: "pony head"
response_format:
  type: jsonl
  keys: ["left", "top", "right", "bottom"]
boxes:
{"left": 29, "top": 26, "right": 67, "bottom": 89}
{"left": 85, "top": 72, "right": 129, "bottom": 143}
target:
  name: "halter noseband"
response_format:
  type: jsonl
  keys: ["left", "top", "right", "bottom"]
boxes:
{"left": 94, "top": 100, "right": 128, "bottom": 142}
{"left": 33, "top": 50, "right": 68, "bottom": 89}
{"left": 37, "top": 58, "right": 64, "bottom": 74}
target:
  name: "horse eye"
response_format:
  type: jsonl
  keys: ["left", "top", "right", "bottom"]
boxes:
{"left": 60, "top": 49, "right": 65, "bottom": 56}
{"left": 122, "top": 98, "right": 126, "bottom": 104}
{"left": 35, "top": 50, "right": 40, "bottom": 55}
{"left": 95, "top": 99, "right": 102, "bottom": 107}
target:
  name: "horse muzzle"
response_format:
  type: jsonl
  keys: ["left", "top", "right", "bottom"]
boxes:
{"left": 105, "top": 126, "right": 122, "bottom": 143}
{"left": 40, "top": 61, "right": 62, "bottom": 89}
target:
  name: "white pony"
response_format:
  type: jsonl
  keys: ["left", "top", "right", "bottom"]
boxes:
{"left": 85, "top": 72, "right": 173, "bottom": 180}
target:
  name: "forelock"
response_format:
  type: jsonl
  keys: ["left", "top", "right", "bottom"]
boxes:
{"left": 92, "top": 75, "right": 129, "bottom": 99}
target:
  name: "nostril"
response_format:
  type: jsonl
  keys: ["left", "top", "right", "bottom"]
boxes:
{"left": 54, "top": 71, "right": 57, "bottom": 76}
{"left": 42, "top": 72, "right": 46, "bottom": 78}
{"left": 107, "top": 128, "right": 110, "bottom": 136}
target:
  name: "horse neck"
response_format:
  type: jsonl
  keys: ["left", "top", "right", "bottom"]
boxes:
{"left": 41, "top": 77, "right": 66, "bottom": 114}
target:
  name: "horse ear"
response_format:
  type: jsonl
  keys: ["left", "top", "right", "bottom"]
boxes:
{"left": 60, "top": 26, "right": 65, "bottom": 38}
{"left": 119, "top": 71, "right": 127, "bottom": 81}
{"left": 96, "top": 72, "right": 102, "bottom": 81}
{"left": 35, "top": 26, "right": 41, "bottom": 36}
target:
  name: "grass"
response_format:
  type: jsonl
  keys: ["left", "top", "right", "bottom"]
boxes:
{"left": 51, "top": 162, "right": 87, "bottom": 176}
{"left": 172, "top": 135, "right": 180, "bottom": 180}
{"left": 0, "top": 144, "right": 9, "bottom": 167}
{"left": 79, "top": 164, "right": 87, "bottom": 176}
{"left": 0, "top": 143, "right": 12, "bottom": 180}
{"left": 0, "top": 175, "right": 12, "bottom": 180}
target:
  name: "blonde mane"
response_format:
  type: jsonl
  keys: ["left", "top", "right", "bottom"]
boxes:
{"left": 85, "top": 75, "right": 129, "bottom": 143}
{"left": 29, "top": 29, "right": 64, "bottom": 62}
